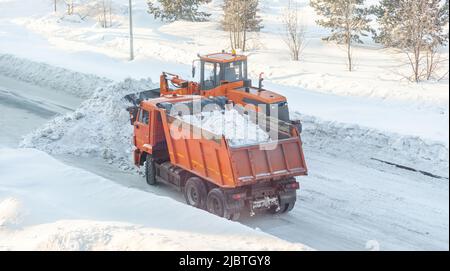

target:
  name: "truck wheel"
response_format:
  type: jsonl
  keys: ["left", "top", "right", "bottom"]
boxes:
{"left": 269, "top": 202, "right": 294, "bottom": 214}
{"left": 184, "top": 177, "right": 207, "bottom": 209}
{"left": 207, "top": 189, "right": 226, "bottom": 217}
{"left": 225, "top": 212, "right": 241, "bottom": 221}
{"left": 278, "top": 202, "right": 296, "bottom": 213}
{"left": 270, "top": 192, "right": 297, "bottom": 214}
{"left": 145, "top": 155, "right": 156, "bottom": 185}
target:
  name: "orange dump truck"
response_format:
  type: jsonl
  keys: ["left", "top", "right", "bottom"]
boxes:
{"left": 127, "top": 94, "right": 307, "bottom": 220}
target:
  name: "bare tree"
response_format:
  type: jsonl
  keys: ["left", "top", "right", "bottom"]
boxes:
{"left": 374, "top": 0, "right": 449, "bottom": 82}
{"left": 424, "top": 0, "right": 449, "bottom": 81}
{"left": 99, "top": 0, "right": 113, "bottom": 28}
{"left": 282, "top": 0, "right": 307, "bottom": 61}
{"left": 222, "top": 0, "right": 263, "bottom": 51}
{"left": 402, "top": 1, "right": 429, "bottom": 82}
{"left": 64, "top": 0, "right": 74, "bottom": 15}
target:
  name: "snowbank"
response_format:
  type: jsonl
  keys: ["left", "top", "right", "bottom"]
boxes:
{"left": 0, "top": 148, "right": 310, "bottom": 251}
{"left": 0, "top": 54, "right": 111, "bottom": 98}
{"left": 297, "top": 113, "right": 449, "bottom": 178}
{"left": 20, "top": 78, "right": 153, "bottom": 171}
{"left": 178, "top": 109, "right": 271, "bottom": 146}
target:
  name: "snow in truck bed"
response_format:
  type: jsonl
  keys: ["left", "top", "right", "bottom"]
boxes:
{"left": 178, "top": 109, "right": 271, "bottom": 146}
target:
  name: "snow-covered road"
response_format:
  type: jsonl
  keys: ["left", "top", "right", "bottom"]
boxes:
{"left": 57, "top": 144, "right": 449, "bottom": 251}
{"left": 0, "top": 75, "right": 82, "bottom": 146}
{"left": 1, "top": 75, "right": 448, "bottom": 251}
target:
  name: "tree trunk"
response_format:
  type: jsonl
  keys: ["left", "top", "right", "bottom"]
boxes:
{"left": 243, "top": 29, "right": 247, "bottom": 51}
{"left": 230, "top": 30, "right": 234, "bottom": 50}
{"left": 109, "top": 1, "right": 112, "bottom": 27}
{"left": 414, "top": 46, "right": 420, "bottom": 82}
{"left": 347, "top": 34, "right": 352, "bottom": 72}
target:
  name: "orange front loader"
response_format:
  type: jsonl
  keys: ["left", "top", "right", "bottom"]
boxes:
{"left": 127, "top": 94, "right": 308, "bottom": 220}
{"left": 127, "top": 52, "right": 302, "bottom": 132}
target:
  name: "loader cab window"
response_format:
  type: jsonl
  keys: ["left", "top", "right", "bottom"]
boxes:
{"left": 222, "top": 61, "right": 247, "bottom": 82}
{"left": 201, "top": 62, "right": 220, "bottom": 90}
{"left": 200, "top": 60, "right": 248, "bottom": 90}
{"left": 139, "top": 109, "right": 150, "bottom": 125}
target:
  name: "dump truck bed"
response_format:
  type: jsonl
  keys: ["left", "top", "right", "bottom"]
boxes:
{"left": 159, "top": 108, "right": 307, "bottom": 188}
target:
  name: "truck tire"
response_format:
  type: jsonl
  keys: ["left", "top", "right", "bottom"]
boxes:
{"left": 206, "top": 188, "right": 240, "bottom": 220}
{"left": 184, "top": 177, "right": 207, "bottom": 210}
{"left": 279, "top": 201, "right": 296, "bottom": 213}
{"left": 269, "top": 202, "right": 295, "bottom": 214}
{"left": 270, "top": 191, "right": 297, "bottom": 214}
{"left": 145, "top": 155, "right": 157, "bottom": 185}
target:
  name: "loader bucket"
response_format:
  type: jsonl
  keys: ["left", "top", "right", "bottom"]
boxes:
{"left": 123, "top": 88, "right": 161, "bottom": 106}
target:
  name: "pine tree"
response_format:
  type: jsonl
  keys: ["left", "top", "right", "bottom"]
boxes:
{"left": 373, "top": 0, "right": 449, "bottom": 82}
{"left": 147, "top": 0, "right": 211, "bottom": 22}
{"left": 310, "top": 0, "right": 372, "bottom": 71}
{"left": 222, "top": 0, "right": 263, "bottom": 51}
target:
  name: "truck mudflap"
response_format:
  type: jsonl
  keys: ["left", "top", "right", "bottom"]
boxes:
{"left": 230, "top": 179, "right": 299, "bottom": 216}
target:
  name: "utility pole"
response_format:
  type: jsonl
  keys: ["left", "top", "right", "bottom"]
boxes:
{"left": 54, "top": 0, "right": 57, "bottom": 13}
{"left": 129, "top": 0, "right": 134, "bottom": 61}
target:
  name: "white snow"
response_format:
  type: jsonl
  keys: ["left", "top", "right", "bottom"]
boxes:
{"left": 0, "top": 0, "right": 448, "bottom": 145}
{"left": 0, "top": 54, "right": 112, "bottom": 99}
{"left": 21, "top": 78, "right": 153, "bottom": 171}
{"left": 0, "top": 148, "right": 310, "bottom": 251}
{"left": 178, "top": 109, "right": 271, "bottom": 146}
{"left": 0, "top": 0, "right": 448, "bottom": 251}
{"left": 0, "top": 74, "right": 84, "bottom": 147}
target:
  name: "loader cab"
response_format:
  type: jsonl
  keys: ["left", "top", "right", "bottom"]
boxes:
{"left": 199, "top": 53, "right": 249, "bottom": 90}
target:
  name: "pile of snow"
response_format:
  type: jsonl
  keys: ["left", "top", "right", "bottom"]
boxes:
{"left": 0, "top": 54, "right": 111, "bottom": 99}
{"left": 0, "top": 198, "right": 22, "bottom": 227}
{"left": 178, "top": 109, "right": 271, "bottom": 146}
{"left": 0, "top": 148, "right": 310, "bottom": 251}
{"left": 297, "top": 112, "right": 449, "bottom": 177}
{"left": 21, "top": 78, "right": 152, "bottom": 171}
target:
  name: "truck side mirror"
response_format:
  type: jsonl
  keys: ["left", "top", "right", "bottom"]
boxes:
{"left": 127, "top": 106, "right": 138, "bottom": 126}
{"left": 192, "top": 66, "right": 196, "bottom": 78}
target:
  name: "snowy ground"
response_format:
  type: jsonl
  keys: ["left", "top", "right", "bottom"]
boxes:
{"left": 0, "top": 0, "right": 448, "bottom": 251}
{"left": 1, "top": 70, "right": 447, "bottom": 251}
{"left": 0, "top": 148, "right": 309, "bottom": 251}
{"left": 0, "top": 0, "right": 447, "bottom": 144}
{"left": 0, "top": 74, "right": 83, "bottom": 147}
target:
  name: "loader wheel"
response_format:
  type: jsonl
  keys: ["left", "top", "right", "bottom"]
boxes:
{"left": 145, "top": 155, "right": 156, "bottom": 185}
{"left": 184, "top": 177, "right": 207, "bottom": 210}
